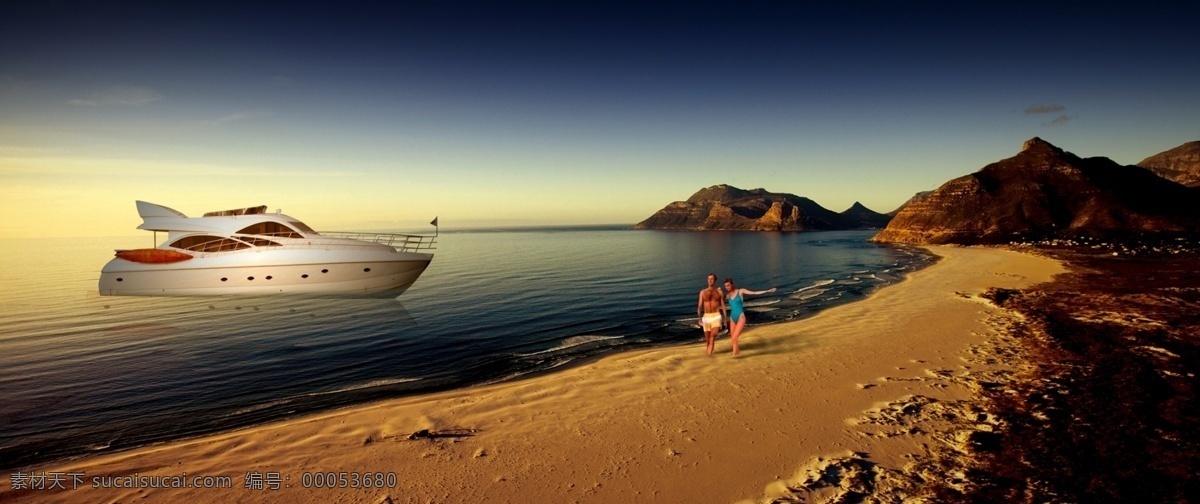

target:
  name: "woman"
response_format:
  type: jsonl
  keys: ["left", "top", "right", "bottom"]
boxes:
{"left": 723, "top": 278, "right": 776, "bottom": 356}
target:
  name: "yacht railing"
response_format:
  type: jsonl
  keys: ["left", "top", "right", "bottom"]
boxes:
{"left": 317, "top": 231, "right": 437, "bottom": 252}
{"left": 178, "top": 237, "right": 254, "bottom": 253}
{"left": 169, "top": 232, "right": 436, "bottom": 258}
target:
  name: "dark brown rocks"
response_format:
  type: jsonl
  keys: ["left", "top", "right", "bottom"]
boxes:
{"left": 871, "top": 138, "right": 1200, "bottom": 245}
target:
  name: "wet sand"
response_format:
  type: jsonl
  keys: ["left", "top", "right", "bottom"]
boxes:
{"left": 1, "top": 246, "right": 1064, "bottom": 503}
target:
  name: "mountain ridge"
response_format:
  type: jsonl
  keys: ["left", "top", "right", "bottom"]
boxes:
{"left": 1138, "top": 141, "right": 1200, "bottom": 187}
{"left": 635, "top": 184, "right": 890, "bottom": 231}
{"left": 871, "top": 137, "right": 1200, "bottom": 245}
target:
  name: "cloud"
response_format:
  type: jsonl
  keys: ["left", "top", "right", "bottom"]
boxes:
{"left": 0, "top": 145, "right": 47, "bottom": 156}
{"left": 201, "top": 112, "right": 259, "bottom": 126}
{"left": 0, "top": 153, "right": 351, "bottom": 178}
{"left": 69, "top": 86, "right": 162, "bottom": 107}
{"left": 1049, "top": 114, "right": 1071, "bottom": 126}
{"left": 0, "top": 76, "right": 27, "bottom": 93}
{"left": 1025, "top": 103, "right": 1066, "bottom": 115}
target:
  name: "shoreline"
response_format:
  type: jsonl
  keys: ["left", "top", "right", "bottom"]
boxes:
{"left": 1, "top": 235, "right": 932, "bottom": 474}
{"left": 1, "top": 245, "right": 1064, "bottom": 503}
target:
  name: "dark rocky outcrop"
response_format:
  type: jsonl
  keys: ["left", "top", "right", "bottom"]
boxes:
{"left": 1138, "top": 141, "right": 1200, "bottom": 187}
{"left": 871, "top": 137, "right": 1200, "bottom": 245}
{"left": 839, "top": 202, "right": 892, "bottom": 229}
{"left": 635, "top": 184, "right": 873, "bottom": 231}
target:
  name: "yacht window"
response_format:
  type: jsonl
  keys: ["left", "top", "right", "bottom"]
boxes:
{"left": 169, "top": 235, "right": 251, "bottom": 252}
{"left": 287, "top": 221, "right": 317, "bottom": 234}
{"left": 234, "top": 222, "right": 302, "bottom": 238}
{"left": 236, "top": 237, "right": 282, "bottom": 247}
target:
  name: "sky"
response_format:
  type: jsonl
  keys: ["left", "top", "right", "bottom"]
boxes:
{"left": 2, "top": 1, "right": 1198, "bottom": 238}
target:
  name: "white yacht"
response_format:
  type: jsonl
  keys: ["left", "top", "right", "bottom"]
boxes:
{"left": 98, "top": 201, "right": 436, "bottom": 297}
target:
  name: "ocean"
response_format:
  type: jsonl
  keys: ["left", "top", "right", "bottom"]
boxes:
{"left": 0, "top": 228, "right": 933, "bottom": 470}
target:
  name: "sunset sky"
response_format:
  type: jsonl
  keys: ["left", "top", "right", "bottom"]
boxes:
{"left": 2, "top": 2, "right": 1198, "bottom": 238}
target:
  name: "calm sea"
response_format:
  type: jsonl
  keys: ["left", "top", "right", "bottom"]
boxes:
{"left": 0, "top": 228, "right": 933, "bottom": 470}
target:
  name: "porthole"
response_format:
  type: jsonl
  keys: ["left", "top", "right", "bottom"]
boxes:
{"left": 301, "top": 274, "right": 309, "bottom": 279}
{"left": 265, "top": 275, "right": 273, "bottom": 280}
{"left": 363, "top": 267, "right": 371, "bottom": 272}
{"left": 321, "top": 269, "right": 329, "bottom": 273}
{"left": 221, "top": 277, "right": 228, "bottom": 282}
{"left": 116, "top": 278, "right": 123, "bottom": 282}
{"left": 248, "top": 276, "right": 255, "bottom": 281}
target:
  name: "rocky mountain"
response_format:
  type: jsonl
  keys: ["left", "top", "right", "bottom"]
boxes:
{"left": 1138, "top": 141, "right": 1200, "bottom": 187}
{"left": 871, "top": 138, "right": 1200, "bottom": 245}
{"left": 887, "top": 190, "right": 934, "bottom": 216}
{"left": 635, "top": 185, "right": 870, "bottom": 231}
{"left": 840, "top": 202, "right": 892, "bottom": 228}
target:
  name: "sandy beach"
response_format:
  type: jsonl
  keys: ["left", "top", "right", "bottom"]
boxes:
{"left": 1, "top": 245, "right": 1064, "bottom": 503}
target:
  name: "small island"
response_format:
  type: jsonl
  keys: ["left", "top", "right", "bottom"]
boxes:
{"left": 635, "top": 184, "right": 891, "bottom": 231}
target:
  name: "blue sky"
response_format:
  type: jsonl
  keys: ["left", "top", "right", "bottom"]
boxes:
{"left": 2, "top": 1, "right": 1198, "bottom": 237}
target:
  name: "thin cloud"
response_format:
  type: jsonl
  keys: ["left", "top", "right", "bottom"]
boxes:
{"left": 0, "top": 76, "right": 27, "bottom": 93}
{"left": 1049, "top": 114, "right": 1071, "bottom": 126}
{"left": 0, "top": 154, "right": 351, "bottom": 178}
{"left": 69, "top": 86, "right": 162, "bottom": 107}
{"left": 0, "top": 145, "right": 47, "bottom": 156}
{"left": 1025, "top": 103, "right": 1066, "bottom": 115}
{"left": 201, "top": 112, "right": 262, "bottom": 126}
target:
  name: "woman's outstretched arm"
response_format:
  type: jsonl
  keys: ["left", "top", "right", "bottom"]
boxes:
{"left": 738, "top": 287, "right": 777, "bottom": 296}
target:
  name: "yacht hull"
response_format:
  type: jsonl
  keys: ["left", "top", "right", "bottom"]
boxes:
{"left": 99, "top": 249, "right": 432, "bottom": 298}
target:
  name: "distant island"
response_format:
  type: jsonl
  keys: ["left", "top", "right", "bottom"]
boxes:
{"left": 635, "top": 184, "right": 890, "bottom": 231}
{"left": 871, "top": 137, "right": 1200, "bottom": 245}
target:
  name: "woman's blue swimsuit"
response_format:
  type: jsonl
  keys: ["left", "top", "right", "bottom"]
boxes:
{"left": 728, "top": 291, "right": 744, "bottom": 323}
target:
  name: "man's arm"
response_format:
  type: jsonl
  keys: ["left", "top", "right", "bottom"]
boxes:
{"left": 721, "top": 291, "right": 729, "bottom": 325}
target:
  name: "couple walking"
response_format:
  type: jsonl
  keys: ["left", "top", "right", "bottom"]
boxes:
{"left": 697, "top": 273, "right": 776, "bottom": 356}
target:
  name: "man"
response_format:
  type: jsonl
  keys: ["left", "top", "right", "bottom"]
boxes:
{"left": 697, "top": 273, "right": 728, "bottom": 356}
